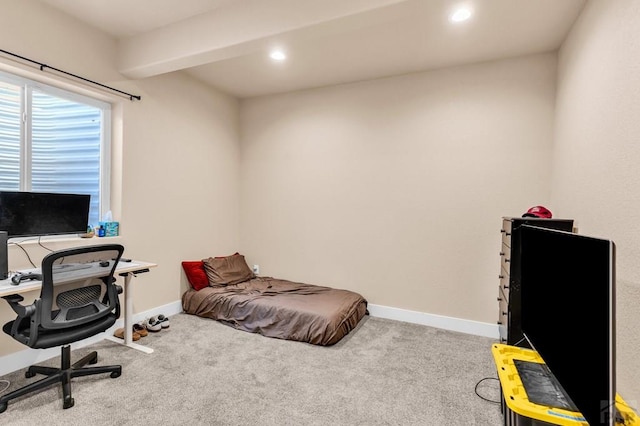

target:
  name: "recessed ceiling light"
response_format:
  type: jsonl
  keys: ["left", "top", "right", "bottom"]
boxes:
{"left": 270, "top": 50, "right": 286, "bottom": 61}
{"left": 450, "top": 7, "right": 472, "bottom": 23}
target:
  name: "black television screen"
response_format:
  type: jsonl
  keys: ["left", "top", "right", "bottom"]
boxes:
{"left": 520, "top": 225, "right": 616, "bottom": 426}
{"left": 0, "top": 191, "right": 91, "bottom": 237}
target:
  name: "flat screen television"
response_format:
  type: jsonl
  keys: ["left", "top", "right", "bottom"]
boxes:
{"left": 520, "top": 225, "right": 616, "bottom": 426}
{"left": 0, "top": 191, "right": 91, "bottom": 238}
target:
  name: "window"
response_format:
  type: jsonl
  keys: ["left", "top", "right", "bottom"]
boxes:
{"left": 0, "top": 71, "right": 110, "bottom": 229}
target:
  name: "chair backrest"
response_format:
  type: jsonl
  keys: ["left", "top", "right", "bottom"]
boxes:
{"left": 37, "top": 244, "right": 124, "bottom": 331}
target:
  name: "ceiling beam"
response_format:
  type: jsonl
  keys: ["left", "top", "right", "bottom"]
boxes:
{"left": 116, "top": 0, "right": 408, "bottom": 79}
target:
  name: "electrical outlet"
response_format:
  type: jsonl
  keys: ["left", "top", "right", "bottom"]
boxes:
{"left": 252, "top": 264, "right": 260, "bottom": 274}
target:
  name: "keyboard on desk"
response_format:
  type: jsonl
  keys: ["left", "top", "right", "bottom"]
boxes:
{"left": 52, "top": 263, "right": 93, "bottom": 272}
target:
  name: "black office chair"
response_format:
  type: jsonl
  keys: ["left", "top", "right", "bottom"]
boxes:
{"left": 0, "top": 244, "right": 125, "bottom": 413}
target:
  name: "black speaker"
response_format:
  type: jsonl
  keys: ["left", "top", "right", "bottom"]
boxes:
{"left": 0, "top": 231, "right": 7, "bottom": 280}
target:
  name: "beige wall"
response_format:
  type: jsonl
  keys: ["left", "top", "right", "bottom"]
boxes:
{"left": 239, "top": 53, "right": 557, "bottom": 323}
{"left": 552, "top": 0, "right": 640, "bottom": 406}
{"left": 0, "top": 0, "right": 241, "bottom": 356}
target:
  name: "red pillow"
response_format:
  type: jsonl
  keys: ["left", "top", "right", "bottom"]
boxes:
{"left": 181, "top": 261, "right": 209, "bottom": 291}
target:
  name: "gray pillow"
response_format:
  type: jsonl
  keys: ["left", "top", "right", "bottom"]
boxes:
{"left": 202, "top": 253, "right": 255, "bottom": 286}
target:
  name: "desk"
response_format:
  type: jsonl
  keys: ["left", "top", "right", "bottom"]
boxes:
{"left": 0, "top": 260, "right": 157, "bottom": 354}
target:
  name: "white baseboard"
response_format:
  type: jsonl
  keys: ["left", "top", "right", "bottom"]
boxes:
{"left": 0, "top": 301, "right": 498, "bottom": 377}
{"left": 367, "top": 304, "right": 500, "bottom": 339}
{"left": 0, "top": 300, "right": 183, "bottom": 377}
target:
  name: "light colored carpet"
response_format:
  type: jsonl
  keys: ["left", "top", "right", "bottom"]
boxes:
{"left": 0, "top": 313, "right": 503, "bottom": 425}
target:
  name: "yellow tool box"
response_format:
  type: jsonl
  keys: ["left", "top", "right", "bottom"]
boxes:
{"left": 491, "top": 344, "right": 639, "bottom": 426}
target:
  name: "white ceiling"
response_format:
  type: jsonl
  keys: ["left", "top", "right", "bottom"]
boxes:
{"left": 38, "top": 0, "right": 587, "bottom": 99}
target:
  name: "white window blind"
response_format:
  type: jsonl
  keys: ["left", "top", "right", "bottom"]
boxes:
{"left": 0, "top": 82, "right": 21, "bottom": 191}
{"left": 0, "top": 72, "right": 110, "bottom": 229}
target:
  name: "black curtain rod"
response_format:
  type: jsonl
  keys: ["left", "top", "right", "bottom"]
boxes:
{"left": 0, "top": 48, "right": 141, "bottom": 101}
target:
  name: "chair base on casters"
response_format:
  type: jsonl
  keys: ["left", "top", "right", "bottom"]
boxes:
{"left": 0, "top": 344, "right": 121, "bottom": 413}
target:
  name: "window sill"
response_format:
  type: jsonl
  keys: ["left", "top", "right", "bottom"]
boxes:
{"left": 8, "top": 235, "right": 122, "bottom": 247}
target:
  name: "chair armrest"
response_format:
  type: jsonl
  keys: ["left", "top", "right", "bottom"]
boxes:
{"left": 101, "top": 276, "right": 122, "bottom": 294}
{"left": 1, "top": 294, "right": 36, "bottom": 317}
{"left": 2, "top": 294, "right": 24, "bottom": 303}
{"left": 101, "top": 282, "right": 123, "bottom": 306}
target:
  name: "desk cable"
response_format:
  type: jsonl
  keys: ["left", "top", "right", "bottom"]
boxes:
{"left": 7, "top": 236, "right": 54, "bottom": 270}
{"left": 474, "top": 377, "right": 500, "bottom": 404}
{"left": 37, "top": 236, "right": 53, "bottom": 252}
{"left": 0, "top": 380, "right": 9, "bottom": 394}
{"left": 7, "top": 241, "right": 36, "bottom": 268}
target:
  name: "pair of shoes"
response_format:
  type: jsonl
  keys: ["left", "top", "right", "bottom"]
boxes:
{"left": 113, "top": 327, "right": 142, "bottom": 341}
{"left": 158, "top": 314, "right": 170, "bottom": 329}
{"left": 133, "top": 322, "right": 148, "bottom": 337}
{"left": 145, "top": 315, "right": 170, "bottom": 332}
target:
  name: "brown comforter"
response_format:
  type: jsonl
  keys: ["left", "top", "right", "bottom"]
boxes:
{"left": 181, "top": 276, "right": 368, "bottom": 346}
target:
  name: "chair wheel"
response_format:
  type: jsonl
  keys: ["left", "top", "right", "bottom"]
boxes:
{"left": 63, "top": 397, "right": 74, "bottom": 409}
{"left": 110, "top": 371, "right": 121, "bottom": 379}
{"left": 25, "top": 370, "right": 36, "bottom": 378}
{"left": 0, "top": 402, "right": 7, "bottom": 413}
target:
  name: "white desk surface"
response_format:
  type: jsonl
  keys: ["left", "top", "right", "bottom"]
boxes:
{"left": 0, "top": 260, "right": 157, "bottom": 297}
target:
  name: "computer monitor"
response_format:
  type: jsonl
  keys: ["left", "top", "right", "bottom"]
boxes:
{"left": 0, "top": 191, "right": 91, "bottom": 238}
{"left": 520, "top": 225, "right": 616, "bottom": 426}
